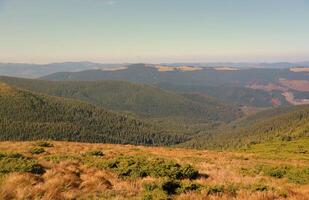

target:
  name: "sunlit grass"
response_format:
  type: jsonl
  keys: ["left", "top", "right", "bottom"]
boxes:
{"left": 239, "top": 138, "right": 309, "bottom": 160}
{"left": 0, "top": 141, "right": 308, "bottom": 199}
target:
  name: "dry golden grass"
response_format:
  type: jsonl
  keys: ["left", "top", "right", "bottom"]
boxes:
{"left": 0, "top": 141, "right": 308, "bottom": 200}
{"left": 0, "top": 82, "right": 18, "bottom": 95}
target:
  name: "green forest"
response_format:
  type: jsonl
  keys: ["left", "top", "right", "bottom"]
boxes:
{"left": 0, "top": 76, "right": 308, "bottom": 150}
{"left": 181, "top": 104, "right": 309, "bottom": 149}
{"left": 0, "top": 76, "right": 241, "bottom": 122}
{"left": 0, "top": 82, "right": 186, "bottom": 145}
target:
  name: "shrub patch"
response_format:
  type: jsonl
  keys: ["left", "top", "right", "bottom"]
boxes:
{"left": 0, "top": 152, "right": 44, "bottom": 175}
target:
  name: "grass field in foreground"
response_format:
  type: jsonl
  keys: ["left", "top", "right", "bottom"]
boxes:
{"left": 0, "top": 139, "right": 308, "bottom": 200}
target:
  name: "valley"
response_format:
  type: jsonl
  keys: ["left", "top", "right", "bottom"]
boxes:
{"left": 1, "top": 1, "right": 309, "bottom": 199}
{"left": 0, "top": 63, "right": 308, "bottom": 150}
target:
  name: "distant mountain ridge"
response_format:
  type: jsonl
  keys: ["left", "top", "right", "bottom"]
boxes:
{"left": 41, "top": 63, "right": 309, "bottom": 107}
{"left": 1, "top": 61, "right": 309, "bottom": 78}
{"left": 41, "top": 63, "right": 308, "bottom": 85}
{"left": 161, "top": 62, "right": 309, "bottom": 68}
{"left": 0, "top": 62, "right": 122, "bottom": 78}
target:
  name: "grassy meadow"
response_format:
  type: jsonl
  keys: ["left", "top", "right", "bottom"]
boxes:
{"left": 0, "top": 139, "right": 308, "bottom": 200}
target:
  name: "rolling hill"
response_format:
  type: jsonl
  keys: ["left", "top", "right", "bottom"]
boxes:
{"left": 41, "top": 63, "right": 308, "bottom": 85}
{"left": 0, "top": 81, "right": 186, "bottom": 146}
{"left": 1, "top": 61, "right": 308, "bottom": 78}
{"left": 41, "top": 63, "right": 309, "bottom": 107}
{"left": 181, "top": 104, "right": 309, "bottom": 149}
{"left": 158, "top": 83, "right": 289, "bottom": 107}
{"left": 0, "top": 76, "right": 242, "bottom": 123}
{"left": 1, "top": 76, "right": 308, "bottom": 151}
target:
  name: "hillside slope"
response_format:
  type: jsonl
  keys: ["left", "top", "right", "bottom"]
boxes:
{"left": 181, "top": 105, "right": 309, "bottom": 149}
{"left": 41, "top": 63, "right": 305, "bottom": 107}
{"left": 0, "top": 76, "right": 242, "bottom": 122}
{"left": 0, "top": 82, "right": 185, "bottom": 145}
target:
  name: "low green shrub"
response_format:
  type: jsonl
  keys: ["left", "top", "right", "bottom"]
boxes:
{"left": 249, "top": 183, "right": 268, "bottom": 192}
{"left": 257, "top": 165, "right": 288, "bottom": 178}
{"left": 35, "top": 141, "right": 53, "bottom": 147}
{"left": 207, "top": 185, "right": 225, "bottom": 195}
{"left": 285, "top": 167, "right": 309, "bottom": 184}
{"left": 107, "top": 156, "right": 149, "bottom": 178}
{"left": 143, "top": 181, "right": 169, "bottom": 200}
{"left": 226, "top": 183, "right": 239, "bottom": 196}
{"left": 29, "top": 147, "right": 45, "bottom": 154}
{"left": 162, "top": 180, "right": 181, "bottom": 195}
{"left": 143, "top": 182, "right": 159, "bottom": 193}
{"left": 143, "top": 189, "right": 169, "bottom": 200}
{"left": 85, "top": 150, "right": 104, "bottom": 157}
{"left": 0, "top": 152, "right": 44, "bottom": 174}
{"left": 176, "top": 183, "right": 202, "bottom": 194}
{"left": 246, "top": 165, "right": 309, "bottom": 184}
{"left": 143, "top": 180, "right": 202, "bottom": 199}
{"left": 175, "top": 164, "right": 199, "bottom": 179}
{"left": 0, "top": 152, "right": 23, "bottom": 159}
{"left": 106, "top": 156, "right": 199, "bottom": 179}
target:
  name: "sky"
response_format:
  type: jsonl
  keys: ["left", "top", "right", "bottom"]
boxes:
{"left": 0, "top": 0, "right": 309, "bottom": 64}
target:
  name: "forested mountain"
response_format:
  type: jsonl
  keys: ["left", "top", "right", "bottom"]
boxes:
{"left": 0, "top": 77, "right": 308, "bottom": 150}
{"left": 0, "top": 76, "right": 242, "bottom": 122}
{"left": 0, "top": 73, "right": 308, "bottom": 149}
{"left": 41, "top": 63, "right": 308, "bottom": 107}
{"left": 0, "top": 81, "right": 186, "bottom": 145}
{"left": 158, "top": 83, "right": 289, "bottom": 107}
{"left": 181, "top": 104, "right": 309, "bottom": 149}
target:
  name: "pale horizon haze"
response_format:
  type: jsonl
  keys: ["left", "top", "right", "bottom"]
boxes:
{"left": 0, "top": 0, "right": 309, "bottom": 64}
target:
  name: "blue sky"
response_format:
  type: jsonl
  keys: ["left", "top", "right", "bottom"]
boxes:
{"left": 0, "top": 0, "right": 308, "bottom": 63}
